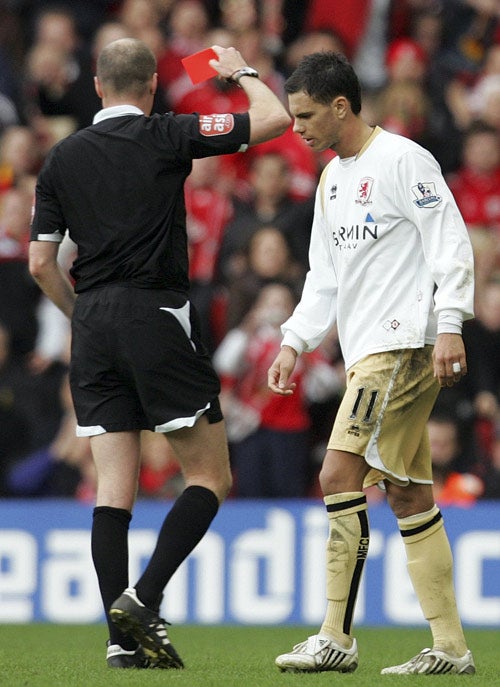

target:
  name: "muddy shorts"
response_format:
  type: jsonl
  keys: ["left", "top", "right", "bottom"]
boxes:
{"left": 328, "top": 346, "right": 439, "bottom": 486}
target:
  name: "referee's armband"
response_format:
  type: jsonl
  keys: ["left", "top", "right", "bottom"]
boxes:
{"left": 32, "top": 230, "right": 64, "bottom": 243}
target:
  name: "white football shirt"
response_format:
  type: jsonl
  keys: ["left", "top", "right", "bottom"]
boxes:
{"left": 281, "top": 127, "right": 475, "bottom": 370}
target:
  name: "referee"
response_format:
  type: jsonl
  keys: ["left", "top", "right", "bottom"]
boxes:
{"left": 29, "top": 38, "right": 290, "bottom": 669}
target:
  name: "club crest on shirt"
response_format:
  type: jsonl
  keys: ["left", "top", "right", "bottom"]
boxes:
{"left": 355, "top": 177, "right": 374, "bottom": 205}
{"left": 412, "top": 181, "right": 442, "bottom": 208}
{"left": 199, "top": 113, "right": 235, "bottom": 136}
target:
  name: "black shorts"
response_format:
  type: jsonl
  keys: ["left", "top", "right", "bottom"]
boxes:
{"left": 70, "top": 285, "right": 222, "bottom": 436}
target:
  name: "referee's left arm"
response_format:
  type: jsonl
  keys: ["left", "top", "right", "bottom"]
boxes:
{"left": 29, "top": 240, "right": 76, "bottom": 319}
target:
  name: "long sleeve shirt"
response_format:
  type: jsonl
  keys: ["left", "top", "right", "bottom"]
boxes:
{"left": 281, "top": 127, "right": 475, "bottom": 370}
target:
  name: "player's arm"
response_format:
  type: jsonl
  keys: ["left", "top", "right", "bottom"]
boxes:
{"left": 395, "top": 150, "right": 474, "bottom": 387}
{"left": 209, "top": 45, "right": 290, "bottom": 145}
{"left": 29, "top": 240, "right": 76, "bottom": 319}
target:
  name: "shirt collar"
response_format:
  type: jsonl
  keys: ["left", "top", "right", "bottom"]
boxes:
{"left": 93, "top": 104, "right": 145, "bottom": 124}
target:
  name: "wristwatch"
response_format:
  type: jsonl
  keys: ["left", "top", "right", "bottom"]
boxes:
{"left": 228, "top": 67, "right": 259, "bottom": 86}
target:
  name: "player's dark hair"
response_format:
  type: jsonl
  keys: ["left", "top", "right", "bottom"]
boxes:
{"left": 97, "top": 38, "right": 156, "bottom": 97}
{"left": 285, "top": 51, "right": 362, "bottom": 115}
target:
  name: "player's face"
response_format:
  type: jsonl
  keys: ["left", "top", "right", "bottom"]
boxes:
{"left": 288, "top": 91, "right": 340, "bottom": 152}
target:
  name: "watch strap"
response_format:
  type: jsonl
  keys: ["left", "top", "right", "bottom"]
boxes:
{"left": 227, "top": 67, "right": 259, "bottom": 86}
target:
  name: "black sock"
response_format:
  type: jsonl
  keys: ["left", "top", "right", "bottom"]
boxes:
{"left": 92, "top": 506, "right": 137, "bottom": 650}
{"left": 135, "top": 485, "right": 219, "bottom": 608}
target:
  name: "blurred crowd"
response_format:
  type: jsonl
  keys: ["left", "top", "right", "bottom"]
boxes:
{"left": 0, "top": 0, "right": 499, "bottom": 504}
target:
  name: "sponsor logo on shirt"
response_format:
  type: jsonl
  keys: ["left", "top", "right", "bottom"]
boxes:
{"left": 329, "top": 184, "right": 337, "bottom": 200}
{"left": 332, "top": 213, "right": 378, "bottom": 250}
{"left": 199, "top": 113, "right": 235, "bottom": 136}
{"left": 412, "top": 181, "right": 442, "bottom": 208}
{"left": 355, "top": 176, "right": 374, "bottom": 205}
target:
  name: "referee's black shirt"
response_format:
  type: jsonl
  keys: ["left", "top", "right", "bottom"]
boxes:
{"left": 31, "top": 108, "right": 250, "bottom": 294}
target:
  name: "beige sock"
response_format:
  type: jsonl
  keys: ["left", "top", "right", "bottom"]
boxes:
{"left": 320, "top": 492, "right": 369, "bottom": 649}
{"left": 398, "top": 505, "right": 467, "bottom": 656}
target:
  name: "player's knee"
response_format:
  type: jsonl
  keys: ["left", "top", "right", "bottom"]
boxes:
{"left": 386, "top": 482, "right": 434, "bottom": 518}
{"left": 318, "top": 463, "right": 352, "bottom": 495}
{"left": 319, "top": 449, "right": 366, "bottom": 495}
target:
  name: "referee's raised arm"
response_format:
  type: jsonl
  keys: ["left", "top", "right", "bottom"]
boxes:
{"left": 208, "top": 45, "right": 291, "bottom": 146}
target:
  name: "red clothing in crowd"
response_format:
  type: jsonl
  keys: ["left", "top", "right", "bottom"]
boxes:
{"left": 434, "top": 472, "right": 484, "bottom": 507}
{"left": 220, "top": 325, "right": 334, "bottom": 433}
{"left": 185, "top": 180, "right": 233, "bottom": 283}
{"left": 448, "top": 166, "right": 500, "bottom": 235}
{"left": 305, "top": 0, "right": 372, "bottom": 58}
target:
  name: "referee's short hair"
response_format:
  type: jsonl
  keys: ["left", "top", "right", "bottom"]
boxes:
{"left": 97, "top": 38, "right": 156, "bottom": 98}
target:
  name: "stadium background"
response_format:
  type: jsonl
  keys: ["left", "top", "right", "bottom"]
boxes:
{"left": 0, "top": 0, "right": 499, "bottom": 629}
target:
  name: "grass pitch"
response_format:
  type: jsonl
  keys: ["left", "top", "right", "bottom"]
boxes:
{"left": 0, "top": 624, "right": 497, "bottom": 686}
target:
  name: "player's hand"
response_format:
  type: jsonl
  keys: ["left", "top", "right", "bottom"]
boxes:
{"left": 432, "top": 333, "right": 467, "bottom": 388}
{"left": 268, "top": 346, "right": 298, "bottom": 395}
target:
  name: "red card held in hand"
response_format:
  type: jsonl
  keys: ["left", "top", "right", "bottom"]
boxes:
{"left": 181, "top": 48, "right": 219, "bottom": 84}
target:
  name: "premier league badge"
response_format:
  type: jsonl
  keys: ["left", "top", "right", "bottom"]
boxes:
{"left": 412, "top": 182, "right": 442, "bottom": 208}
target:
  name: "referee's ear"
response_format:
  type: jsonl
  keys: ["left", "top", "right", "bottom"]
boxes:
{"left": 150, "top": 73, "right": 158, "bottom": 96}
{"left": 94, "top": 76, "right": 104, "bottom": 100}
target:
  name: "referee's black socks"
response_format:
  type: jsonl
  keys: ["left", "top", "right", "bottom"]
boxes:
{"left": 134, "top": 485, "right": 219, "bottom": 609}
{"left": 92, "top": 505, "right": 137, "bottom": 649}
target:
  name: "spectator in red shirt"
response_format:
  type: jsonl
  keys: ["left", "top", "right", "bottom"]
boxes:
{"left": 448, "top": 120, "right": 500, "bottom": 233}
{"left": 185, "top": 156, "right": 233, "bottom": 350}
{"left": 213, "top": 282, "right": 342, "bottom": 497}
{"left": 447, "top": 120, "right": 500, "bottom": 297}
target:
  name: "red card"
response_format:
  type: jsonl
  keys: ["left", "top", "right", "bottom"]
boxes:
{"left": 181, "top": 48, "right": 219, "bottom": 84}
